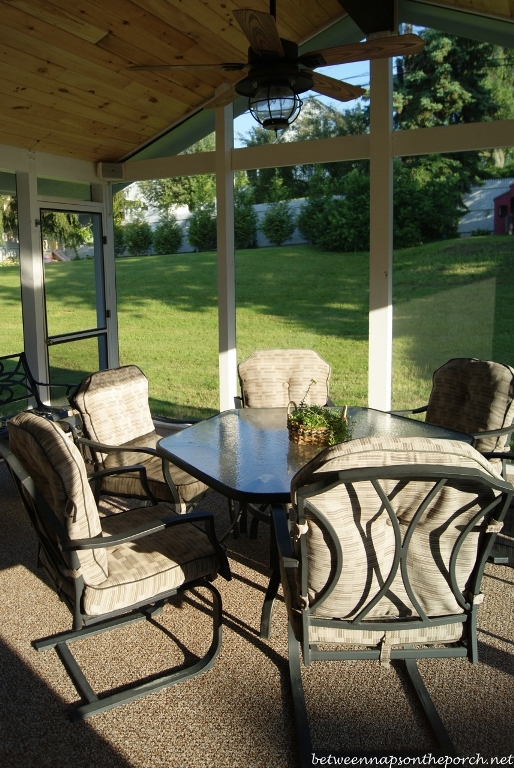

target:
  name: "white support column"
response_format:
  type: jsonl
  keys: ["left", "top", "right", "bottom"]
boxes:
{"left": 215, "top": 93, "right": 237, "bottom": 411}
{"left": 16, "top": 154, "right": 48, "bottom": 388}
{"left": 368, "top": 57, "right": 393, "bottom": 410}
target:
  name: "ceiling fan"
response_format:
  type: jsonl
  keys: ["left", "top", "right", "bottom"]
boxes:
{"left": 127, "top": 0, "right": 424, "bottom": 132}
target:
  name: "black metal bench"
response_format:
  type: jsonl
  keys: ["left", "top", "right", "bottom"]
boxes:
{"left": 0, "top": 352, "right": 77, "bottom": 438}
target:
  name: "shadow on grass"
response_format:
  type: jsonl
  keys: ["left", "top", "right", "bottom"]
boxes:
{"left": 150, "top": 396, "right": 217, "bottom": 420}
{"left": 115, "top": 247, "right": 371, "bottom": 343}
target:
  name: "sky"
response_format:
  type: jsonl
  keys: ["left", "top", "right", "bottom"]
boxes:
{"left": 233, "top": 60, "right": 370, "bottom": 146}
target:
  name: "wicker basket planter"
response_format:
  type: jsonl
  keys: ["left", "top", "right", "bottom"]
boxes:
{"left": 287, "top": 402, "right": 351, "bottom": 446}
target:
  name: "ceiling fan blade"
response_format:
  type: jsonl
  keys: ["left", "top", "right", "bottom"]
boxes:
{"left": 127, "top": 63, "right": 247, "bottom": 72}
{"left": 300, "top": 33, "right": 424, "bottom": 68}
{"left": 233, "top": 9, "right": 284, "bottom": 57}
{"left": 310, "top": 72, "right": 366, "bottom": 103}
{"left": 203, "top": 82, "right": 240, "bottom": 109}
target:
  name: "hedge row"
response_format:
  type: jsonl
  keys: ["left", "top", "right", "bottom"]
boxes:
{"left": 115, "top": 199, "right": 301, "bottom": 256}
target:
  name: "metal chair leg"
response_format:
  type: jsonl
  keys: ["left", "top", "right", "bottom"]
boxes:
{"left": 34, "top": 583, "right": 223, "bottom": 722}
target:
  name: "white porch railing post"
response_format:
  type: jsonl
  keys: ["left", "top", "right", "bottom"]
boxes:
{"left": 215, "top": 93, "right": 237, "bottom": 412}
{"left": 16, "top": 157, "right": 49, "bottom": 390}
{"left": 368, "top": 56, "right": 393, "bottom": 410}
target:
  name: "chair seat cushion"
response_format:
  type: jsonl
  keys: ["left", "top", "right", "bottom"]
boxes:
{"left": 101, "top": 431, "right": 210, "bottom": 505}
{"left": 82, "top": 505, "right": 220, "bottom": 616}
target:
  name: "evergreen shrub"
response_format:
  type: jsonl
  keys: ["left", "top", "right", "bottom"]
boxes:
{"left": 235, "top": 191, "right": 258, "bottom": 249}
{"left": 187, "top": 205, "right": 217, "bottom": 251}
{"left": 153, "top": 215, "right": 183, "bottom": 254}
{"left": 123, "top": 220, "right": 153, "bottom": 256}
{"left": 261, "top": 201, "right": 296, "bottom": 246}
{"left": 114, "top": 223, "right": 125, "bottom": 256}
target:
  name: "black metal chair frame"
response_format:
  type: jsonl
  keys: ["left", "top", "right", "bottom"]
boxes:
{"left": 0, "top": 352, "right": 76, "bottom": 437}
{"left": 0, "top": 436, "right": 230, "bottom": 721}
{"left": 65, "top": 416, "right": 185, "bottom": 511}
{"left": 270, "top": 463, "right": 513, "bottom": 764}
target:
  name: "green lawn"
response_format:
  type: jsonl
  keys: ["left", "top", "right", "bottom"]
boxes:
{"left": 1, "top": 236, "right": 513, "bottom": 418}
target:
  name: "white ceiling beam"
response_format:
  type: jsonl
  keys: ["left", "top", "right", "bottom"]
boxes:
{"left": 392, "top": 118, "right": 514, "bottom": 157}
{"left": 118, "top": 117, "right": 514, "bottom": 182}
{"left": 0, "top": 143, "right": 98, "bottom": 182}
{"left": 123, "top": 151, "right": 216, "bottom": 182}
{"left": 32, "top": 117, "right": 514, "bottom": 185}
{"left": 232, "top": 134, "right": 371, "bottom": 170}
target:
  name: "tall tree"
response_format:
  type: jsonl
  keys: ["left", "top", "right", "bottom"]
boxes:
{"left": 0, "top": 195, "right": 18, "bottom": 240}
{"left": 394, "top": 29, "right": 514, "bottom": 187}
{"left": 112, "top": 187, "right": 144, "bottom": 224}
{"left": 138, "top": 135, "right": 216, "bottom": 212}
{"left": 239, "top": 99, "right": 370, "bottom": 202}
{"left": 238, "top": 126, "right": 306, "bottom": 203}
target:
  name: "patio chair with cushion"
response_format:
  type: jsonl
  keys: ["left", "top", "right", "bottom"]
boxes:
{"left": 267, "top": 436, "right": 512, "bottom": 763}
{"left": 236, "top": 348, "right": 333, "bottom": 409}
{"left": 0, "top": 411, "right": 231, "bottom": 721}
{"left": 69, "top": 365, "right": 211, "bottom": 513}
{"left": 394, "top": 357, "right": 514, "bottom": 567}
{"left": 236, "top": 349, "right": 333, "bottom": 537}
{"left": 393, "top": 357, "right": 514, "bottom": 465}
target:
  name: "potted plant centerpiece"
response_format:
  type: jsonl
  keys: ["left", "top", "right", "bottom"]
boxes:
{"left": 287, "top": 380, "right": 352, "bottom": 446}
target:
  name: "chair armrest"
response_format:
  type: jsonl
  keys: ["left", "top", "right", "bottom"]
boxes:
{"left": 471, "top": 425, "right": 514, "bottom": 440}
{"left": 483, "top": 451, "right": 514, "bottom": 461}
{"left": 65, "top": 509, "right": 214, "bottom": 549}
{"left": 272, "top": 504, "right": 298, "bottom": 568}
{"left": 79, "top": 437, "right": 183, "bottom": 511}
{"left": 65, "top": 509, "right": 232, "bottom": 580}
{"left": 32, "top": 378, "right": 78, "bottom": 401}
{"left": 388, "top": 405, "right": 428, "bottom": 415}
{"left": 89, "top": 464, "right": 158, "bottom": 505}
{"left": 77, "top": 436, "right": 159, "bottom": 457}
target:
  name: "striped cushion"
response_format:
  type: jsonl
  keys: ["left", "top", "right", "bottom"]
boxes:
{"left": 71, "top": 366, "right": 209, "bottom": 505}
{"left": 425, "top": 358, "right": 514, "bottom": 452}
{"left": 71, "top": 365, "right": 155, "bottom": 451}
{"left": 289, "top": 437, "right": 503, "bottom": 640}
{"left": 307, "top": 622, "right": 465, "bottom": 646}
{"left": 83, "top": 505, "right": 221, "bottom": 615}
{"left": 8, "top": 412, "right": 108, "bottom": 585}
{"left": 238, "top": 349, "right": 330, "bottom": 408}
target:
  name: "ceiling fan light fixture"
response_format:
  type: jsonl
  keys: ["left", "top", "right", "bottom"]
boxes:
{"left": 249, "top": 82, "right": 303, "bottom": 132}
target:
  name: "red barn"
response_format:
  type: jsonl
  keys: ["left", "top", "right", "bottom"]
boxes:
{"left": 493, "top": 182, "right": 514, "bottom": 234}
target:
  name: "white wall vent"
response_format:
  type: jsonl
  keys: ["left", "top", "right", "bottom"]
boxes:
{"left": 96, "top": 162, "right": 124, "bottom": 181}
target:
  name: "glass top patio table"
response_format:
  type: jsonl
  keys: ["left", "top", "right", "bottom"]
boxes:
{"left": 157, "top": 406, "right": 474, "bottom": 505}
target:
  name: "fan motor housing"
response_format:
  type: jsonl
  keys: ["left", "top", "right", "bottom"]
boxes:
{"left": 236, "top": 66, "right": 313, "bottom": 97}
{"left": 236, "top": 38, "right": 314, "bottom": 97}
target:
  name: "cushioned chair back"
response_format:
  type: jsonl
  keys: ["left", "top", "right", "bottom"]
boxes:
{"left": 71, "top": 365, "right": 156, "bottom": 464}
{"left": 8, "top": 412, "right": 108, "bottom": 586}
{"left": 290, "top": 436, "right": 504, "bottom": 638}
{"left": 425, "top": 358, "right": 514, "bottom": 453}
{"left": 238, "top": 349, "right": 330, "bottom": 408}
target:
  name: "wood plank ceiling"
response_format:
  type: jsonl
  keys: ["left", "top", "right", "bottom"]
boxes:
{"left": 0, "top": 0, "right": 512, "bottom": 164}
